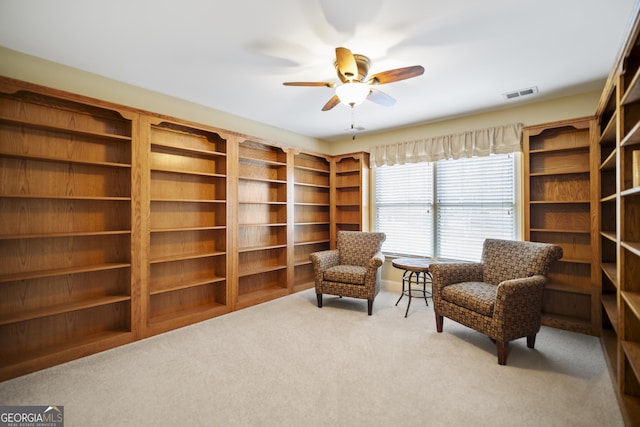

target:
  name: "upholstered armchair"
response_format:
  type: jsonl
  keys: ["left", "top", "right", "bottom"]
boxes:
{"left": 430, "top": 239, "right": 563, "bottom": 365}
{"left": 310, "top": 231, "right": 386, "bottom": 315}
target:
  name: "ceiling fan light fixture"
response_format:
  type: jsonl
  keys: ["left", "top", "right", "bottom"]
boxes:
{"left": 336, "top": 82, "right": 370, "bottom": 107}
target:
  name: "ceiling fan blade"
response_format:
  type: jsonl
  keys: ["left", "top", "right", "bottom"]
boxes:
{"left": 335, "top": 47, "right": 358, "bottom": 81}
{"left": 321, "top": 95, "right": 341, "bottom": 111}
{"left": 283, "top": 81, "right": 336, "bottom": 87}
{"left": 367, "top": 88, "right": 396, "bottom": 107}
{"left": 368, "top": 65, "right": 425, "bottom": 85}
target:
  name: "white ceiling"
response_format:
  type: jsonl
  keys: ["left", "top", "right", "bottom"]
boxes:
{"left": 0, "top": 0, "right": 638, "bottom": 140}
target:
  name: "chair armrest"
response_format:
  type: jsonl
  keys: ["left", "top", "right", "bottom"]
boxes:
{"left": 430, "top": 262, "right": 483, "bottom": 289}
{"left": 494, "top": 275, "right": 547, "bottom": 334}
{"left": 367, "top": 251, "right": 385, "bottom": 269}
{"left": 309, "top": 250, "right": 339, "bottom": 272}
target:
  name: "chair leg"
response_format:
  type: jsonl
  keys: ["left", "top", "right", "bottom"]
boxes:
{"left": 527, "top": 334, "right": 536, "bottom": 349}
{"left": 316, "top": 293, "right": 323, "bottom": 308}
{"left": 435, "top": 314, "right": 443, "bottom": 332}
{"left": 367, "top": 299, "right": 373, "bottom": 316}
{"left": 497, "top": 341, "right": 509, "bottom": 365}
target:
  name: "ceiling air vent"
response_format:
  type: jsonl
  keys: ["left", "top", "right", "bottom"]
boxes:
{"left": 503, "top": 86, "right": 538, "bottom": 100}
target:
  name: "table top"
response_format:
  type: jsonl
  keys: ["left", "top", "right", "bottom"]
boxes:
{"left": 392, "top": 257, "right": 432, "bottom": 272}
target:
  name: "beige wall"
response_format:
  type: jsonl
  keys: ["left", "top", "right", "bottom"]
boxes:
{"left": 1, "top": 46, "right": 603, "bottom": 293}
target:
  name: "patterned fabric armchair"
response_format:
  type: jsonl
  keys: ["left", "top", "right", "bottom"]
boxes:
{"left": 310, "top": 231, "right": 386, "bottom": 315}
{"left": 430, "top": 239, "right": 563, "bottom": 365}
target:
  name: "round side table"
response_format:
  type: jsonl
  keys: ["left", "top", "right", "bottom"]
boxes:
{"left": 392, "top": 258, "right": 432, "bottom": 318}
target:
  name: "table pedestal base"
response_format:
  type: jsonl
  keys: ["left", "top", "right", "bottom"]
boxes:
{"left": 395, "top": 269, "right": 432, "bottom": 317}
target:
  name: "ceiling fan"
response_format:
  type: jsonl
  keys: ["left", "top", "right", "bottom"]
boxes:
{"left": 283, "top": 47, "right": 425, "bottom": 111}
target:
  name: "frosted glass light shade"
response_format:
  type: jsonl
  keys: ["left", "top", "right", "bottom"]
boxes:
{"left": 336, "top": 82, "right": 370, "bottom": 107}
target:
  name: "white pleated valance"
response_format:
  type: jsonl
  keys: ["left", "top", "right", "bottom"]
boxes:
{"left": 370, "top": 123, "right": 523, "bottom": 167}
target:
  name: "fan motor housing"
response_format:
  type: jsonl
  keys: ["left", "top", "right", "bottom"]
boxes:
{"left": 335, "top": 54, "right": 371, "bottom": 83}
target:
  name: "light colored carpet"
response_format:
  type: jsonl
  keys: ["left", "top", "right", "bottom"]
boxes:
{"left": 0, "top": 287, "right": 623, "bottom": 427}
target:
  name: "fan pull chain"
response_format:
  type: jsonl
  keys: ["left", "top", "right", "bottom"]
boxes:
{"left": 350, "top": 106, "right": 356, "bottom": 140}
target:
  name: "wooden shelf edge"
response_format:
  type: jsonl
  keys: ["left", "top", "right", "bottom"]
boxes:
{"left": 622, "top": 241, "right": 640, "bottom": 257}
{"left": 150, "top": 167, "right": 226, "bottom": 178}
{"left": 150, "top": 198, "right": 226, "bottom": 204}
{"left": 294, "top": 239, "right": 330, "bottom": 246}
{"left": 558, "top": 257, "right": 593, "bottom": 265}
{"left": 235, "top": 287, "right": 289, "bottom": 310}
{"left": 0, "top": 330, "right": 134, "bottom": 382}
{"left": 294, "top": 202, "right": 330, "bottom": 207}
{"left": 146, "top": 302, "right": 229, "bottom": 334}
{"left": 0, "top": 116, "right": 132, "bottom": 142}
{"left": 623, "top": 291, "right": 640, "bottom": 319}
{"left": 293, "top": 164, "right": 330, "bottom": 174}
{"left": 238, "top": 244, "right": 287, "bottom": 254}
{"left": 238, "top": 222, "right": 287, "bottom": 228}
{"left": 529, "top": 145, "right": 590, "bottom": 154}
{"left": 622, "top": 64, "right": 640, "bottom": 105}
{"left": 602, "top": 294, "right": 619, "bottom": 333}
{"left": 238, "top": 264, "right": 288, "bottom": 277}
{"left": 0, "top": 295, "right": 131, "bottom": 326}
{"left": 529, "top": 200, "right": 590, "bottom": 205}
{"left": 0, "top": 230, "right": 131, "bottom": 240}
{"left": 0, "top": 194, "right": 131, "bottom": 201}
{"left": 0, "top": 262, "right": 131, "bottom": 283}
{"left": 150, "top": 226, "right": 226, "bottom": 233}
{"left": 600, "top": 150, "right": 617, "bottom": 171}
{"left": 293, "top": 281, "right": 314, "bottom": 293}
{"left": 602, "top": 262, "right": 619, "bottom": 286}
{"left": 149, "top": 251, "right": 225, "bottom": 265}
{"left": 238, "top": 176, "right": 287, "bottom": 185}
{"left": 530, "top": 228, "right": 591, "bottom": 234}
{"left": 599, "top": 112, "right": 617, "bottom": 145}
{"left": 0, "top": 150, "right": 132, "bottom": 169}
{"left": 529, "top": 169, "right": 590, "bottom": 177}
{"left": 238, "top": 152, "right": 287, "bottom": 165}
{"left": 541, "top": 313, "right": 594, "bottom": 335}
{"left": 149, "top": 277, "right": 226, "bottom": 296}
{"left": 544, "top": 282, "right": 591, "bottom": 296}
{"left": 150, "top": 141, "right": 226, "bottom": 158}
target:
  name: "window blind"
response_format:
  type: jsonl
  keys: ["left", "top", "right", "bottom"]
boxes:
{"left": 374, "top": 162, "right": 434, "bottom": 257}
{"left": 374, "top": 153, "right": 517, "bottom": 261}
{"left": 436, "top": 154, "right": 516, "bottom": 261}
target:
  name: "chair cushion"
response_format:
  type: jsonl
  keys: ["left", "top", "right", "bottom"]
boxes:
{"left": 441, "top": 282, "right": 497, "bottom": 317}
{"left": 323, "top": 265, "right": 367, "bottom": 285}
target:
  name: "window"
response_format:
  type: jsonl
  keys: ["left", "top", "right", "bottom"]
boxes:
{"left": 374, "top": 153, "right": 518, "bottom": 261}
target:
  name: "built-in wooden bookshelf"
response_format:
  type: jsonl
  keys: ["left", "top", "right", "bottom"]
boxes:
{"left": 523, "top": 117, "right": 600, "bottom": 336}
{"left": 331, "top": 152, "right": 370, "bottom": 246}
{"left": 0, "top": 85, "right": 135, "bottom": 379}
{"left": 598, "top": 76, "right": 620, "bottom": 398}
{"left": 0, "top": 76, "right": 371, "bottom": 381}
{"left": 145, "top": 119, "right": 230, "bottom": 336}
{"left": 292, "top": 152, "right": 331, "bottom": 292}
{"left": 595, "top": 5, "right": 640, "bottom": 424}
{"left": 236, "top": 139, "right": 290, "bottom": 309}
